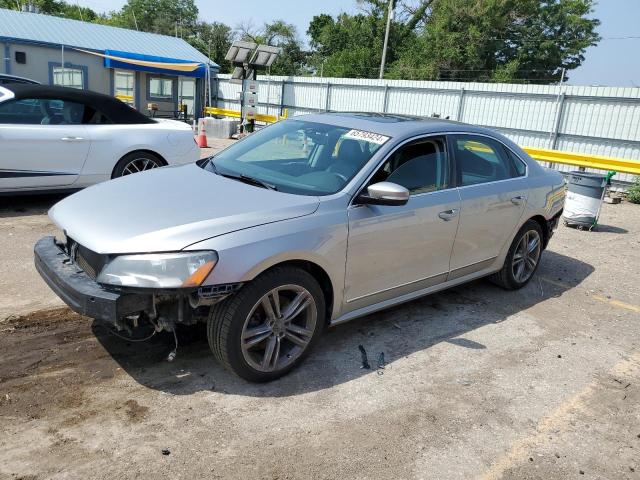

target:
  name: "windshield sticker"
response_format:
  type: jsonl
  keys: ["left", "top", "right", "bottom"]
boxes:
{"left": 343, "top": 129, "right": 390, "bottom": 145}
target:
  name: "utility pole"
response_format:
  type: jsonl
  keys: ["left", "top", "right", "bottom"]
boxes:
{"left": 379, "top": 0, "right": 396, "bottom": 79}
{"left": 131, "top": 9, "right": 139, "bottom": 31}
{"left": 75, "top": 1, "right": 83, "bottom": 21}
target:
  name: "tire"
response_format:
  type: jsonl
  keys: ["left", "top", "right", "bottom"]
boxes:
{"left": 112, "top": 151, "right": 164, "bottom": 178}
{"left": 490, "top": 220, "right": 544, "bottom": 290}
{"left": 207, "top": 266, "right": 326, "bottom": 382}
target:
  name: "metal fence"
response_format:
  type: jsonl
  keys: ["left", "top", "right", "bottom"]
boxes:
{"left": 213, "top": 74, "right": 640, "bottom": 184}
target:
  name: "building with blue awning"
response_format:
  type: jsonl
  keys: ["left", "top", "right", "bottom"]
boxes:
{"left": 0, "top": 7, "right": 219, "bottom": 119}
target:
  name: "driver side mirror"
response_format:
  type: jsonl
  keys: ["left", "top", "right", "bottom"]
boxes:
{"left": 356, "top": 182, "right": 410, "bottom": 206}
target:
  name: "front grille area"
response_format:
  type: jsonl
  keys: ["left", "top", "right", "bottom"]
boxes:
{"left": 67, "top": 239, "right": 108, "bottom": 281}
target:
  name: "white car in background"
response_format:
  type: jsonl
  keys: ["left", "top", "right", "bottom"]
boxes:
{"left": 0, "top": 84, "right": 199, "bottom": 194}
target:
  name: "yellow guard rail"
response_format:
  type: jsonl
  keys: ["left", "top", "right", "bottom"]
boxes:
{"left": 522, "top": 147, "right": 640, "bottom": 176}
{"left": 203, "top": 107, "right": 288, "bottom": 124}
{"left": 200, "top": 108, "right": 639, "bottom": 176}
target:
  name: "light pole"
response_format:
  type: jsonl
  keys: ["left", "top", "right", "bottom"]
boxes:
{"left": 379, "top": 0, "right": 396, "bottom": 79}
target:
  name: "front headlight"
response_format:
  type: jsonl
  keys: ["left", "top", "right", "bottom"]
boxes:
{"left": 97, "top": 251, "right": 218, "bottom": 289}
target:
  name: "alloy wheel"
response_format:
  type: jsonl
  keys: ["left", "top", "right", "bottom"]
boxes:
{"left": 511, "top": 229, "right": 542, "bottom": 283}
{"left": 122, "top": 158, "right": 159, "bottom": 176}
{"left": 241, "top": 284, "right": 317, "bottom": 373}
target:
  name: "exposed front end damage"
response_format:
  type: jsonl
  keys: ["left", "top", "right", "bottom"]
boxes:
{"left": 34, "top": 236, "right": 242, "bottom": 350}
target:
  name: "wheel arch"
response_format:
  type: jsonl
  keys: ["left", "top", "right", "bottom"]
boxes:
{"left": 250, "top": 259, "right": 335, "bottom": 325}
{"left": 527, "top": 214, "right": 550, "bottom": 248}
{"left": 111, "top": 149, "right": 168, "bottom": 179}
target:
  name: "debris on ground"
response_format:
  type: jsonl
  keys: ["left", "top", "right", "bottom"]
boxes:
{"left": 377, "top": 352, "right": 386, "bottom": 371}
{"left": 358, "top": 345, "right": 370, "bottom": 369}
{"left": 161, "top": 449, "right": 170, "bottom": 456}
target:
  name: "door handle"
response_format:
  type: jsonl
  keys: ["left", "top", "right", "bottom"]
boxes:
{"left": 61, "top": 136, "right": 84, "bottom": 141}
{"left": 511, "top": 195, "right": 526, "bottom": 205}
{"left": 438, "top": 208, "right": 460, "bottom": 221}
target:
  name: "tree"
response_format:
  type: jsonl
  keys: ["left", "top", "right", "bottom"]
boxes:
{"left": 187, "top": 21, "right": 235, "bottom": 72}
{"left": 309, "top": 0, "right": 600, "bottom": 83}
{"left": 107, "top": 0, "right": 198, "bottom": 37}
{"left": 392, "top": 0, "right": 600, "bottom": 83}
{"left": 307, "top": 12, "right": 389, "bottom": 78}
{"left": 238, "top": 20, "right": 306, "bottom": 76}
{"left": 0, "top": 0, "right": 99, "bottom": 21}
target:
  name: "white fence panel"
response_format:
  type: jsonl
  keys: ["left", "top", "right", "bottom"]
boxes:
{"left": 213, "top": 74, "right": 640, "bottom": 185}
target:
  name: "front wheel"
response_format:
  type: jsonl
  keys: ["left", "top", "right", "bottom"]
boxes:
{"left": 490, "top": 220, "right": 543, "bottom": 290}
{"left": 207, "top": 266, "right": 325, "bottom": 382}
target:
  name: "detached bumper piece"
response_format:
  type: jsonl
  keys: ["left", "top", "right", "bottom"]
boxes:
{"left": 34, "top": 236, "right": 152, "bottom": 324}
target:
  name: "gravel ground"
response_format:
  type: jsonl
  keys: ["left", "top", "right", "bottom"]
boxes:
{"left": 0, "top": 159, "right": 639, "bottom": 479}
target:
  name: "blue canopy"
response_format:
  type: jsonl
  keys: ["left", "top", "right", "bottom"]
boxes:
{"left": 103, "top": 49, "right": 207, "bottom": 78}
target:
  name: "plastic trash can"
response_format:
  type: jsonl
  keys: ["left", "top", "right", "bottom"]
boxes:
{"left": 563, "top": 171, "right": 608, "bottom": 230}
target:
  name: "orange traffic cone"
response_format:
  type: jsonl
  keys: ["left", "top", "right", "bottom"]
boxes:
{"left": 196, "top": 120, "right": 208, "bottom": 148}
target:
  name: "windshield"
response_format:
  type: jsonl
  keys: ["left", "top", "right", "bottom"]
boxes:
{"left": 202, "top": 119, "right": 389, "bottom": 195}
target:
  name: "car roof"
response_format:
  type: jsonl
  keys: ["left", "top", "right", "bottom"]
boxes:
{"left": 2, "top": 84, "right": 154, "bottom": 124}
{"left": 296, "top": 112, "right": 502, "bottom": 140}
{"left": 0, "top": 73, "right": 40, "bottom": 85}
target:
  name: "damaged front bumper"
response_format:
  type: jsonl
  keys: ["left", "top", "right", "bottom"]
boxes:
{"left": 34, "top": 236, "right": 153, "bottom": 324}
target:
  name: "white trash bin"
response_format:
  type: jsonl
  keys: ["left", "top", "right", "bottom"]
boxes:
{"left": 563, "top": 171, "right": 608, "bottom": 230}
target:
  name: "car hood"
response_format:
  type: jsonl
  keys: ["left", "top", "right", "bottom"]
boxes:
{"left": 49, "top": 163, "right": 320, "bottom": 254}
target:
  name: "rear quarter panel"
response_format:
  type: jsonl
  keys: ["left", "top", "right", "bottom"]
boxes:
{"left": 79, "top": 123, "right": 196, "bottom": 183}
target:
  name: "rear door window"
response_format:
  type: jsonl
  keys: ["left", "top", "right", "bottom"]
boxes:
{"left": 453, "top": 135, "right": 523, "bottom": 186}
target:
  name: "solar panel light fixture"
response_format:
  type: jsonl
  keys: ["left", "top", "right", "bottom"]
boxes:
{"left": 249, "top": 45, "right": 282, "bottom": 68}
{"left": 225, "top": 41, "right": 258, "bottom": 65}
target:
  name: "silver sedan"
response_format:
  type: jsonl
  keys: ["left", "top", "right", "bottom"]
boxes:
{"left": 35, "top": 113, "right": 566, "bottom": 382}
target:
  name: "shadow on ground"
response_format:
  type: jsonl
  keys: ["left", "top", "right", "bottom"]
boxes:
{"left": 591, "top": 224, "right": 629, "bottom": 234}
{"left": 0, "top": 193, "right": 70, "bottom": 218}
{"left": 92, "top": 250, "right": 594, "bottom": 397}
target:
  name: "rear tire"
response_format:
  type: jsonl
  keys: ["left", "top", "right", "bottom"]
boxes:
{"left": 490, "top": 220, "right": 544, "bottom": 290}
{"left": 112, "top": 151, "right": 164, "bottom": 178}
{"left": 207, "top": 266, "right": 325, "bottom": 382}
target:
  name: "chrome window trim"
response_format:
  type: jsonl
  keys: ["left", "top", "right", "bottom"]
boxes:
{"left": 349, "top": 130, "right": 530, "bottom": 206}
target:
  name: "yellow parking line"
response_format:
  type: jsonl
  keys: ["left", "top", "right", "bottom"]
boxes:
{"left": 593, "top": 295, "right": 640, "bottom": 313}
{"left": 538, "top": 277, "right": 571, "bottom": 289}
{"left": 539, "top": 277, "right": 640, "bottom": 314}
{"left": 479, "top": 352, "right": 640, "bottom": 480}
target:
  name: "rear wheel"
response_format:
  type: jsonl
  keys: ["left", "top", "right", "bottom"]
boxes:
{"left": 207, "top": 266, "right": 325, "bottom": 382}
{"left": 490, "top": 220, "right": 543, "bottom": 290}
{"left": 112, "top": 151, "right": 164, "bottom": 178}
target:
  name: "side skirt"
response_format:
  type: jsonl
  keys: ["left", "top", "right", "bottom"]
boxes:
{"left": 329, "top": 263, "right": 501, "bottom": 327}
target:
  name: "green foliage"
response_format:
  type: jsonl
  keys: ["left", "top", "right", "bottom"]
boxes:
{"left": 627, "top": 177, "right": 640, "bottom": 204}
{"left": 107, "top": 0, "right": 198, "bottom": 36}
{"left": 0, "top": 0, "right": 100, "bottom": 21}
{"left": 2, "top": 0, "right": 601, "bottom": 82}
{"left": 309, "top": 0, "right": 600, "bottom": 82}
{"left": 239, "top": 20, "right": 306, "bottom": 76}
{"left": 186, "top": 21, "right": 234, "bottom": 72}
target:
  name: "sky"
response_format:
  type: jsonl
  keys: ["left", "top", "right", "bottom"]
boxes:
{"left": 75, "top": 0, "right": 640, "bottom": 87}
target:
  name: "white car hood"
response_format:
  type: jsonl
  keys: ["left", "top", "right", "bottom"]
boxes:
{"left": 49, "top": 163, "right": 320, "bottom": 254}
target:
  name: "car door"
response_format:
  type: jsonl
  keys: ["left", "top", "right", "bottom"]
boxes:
{"left": 448, "top": 134, "right": 529, "bottom": 280}
{"left": 344, "top": 135, "right": 461, "bottom": 312}
{"left": 0, "top": 97, "right": 90, "bottom": 190}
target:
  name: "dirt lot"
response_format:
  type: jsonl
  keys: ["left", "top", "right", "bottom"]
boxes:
{"left": 1, "top": 162, "right": 639, "bottom": 479}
